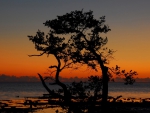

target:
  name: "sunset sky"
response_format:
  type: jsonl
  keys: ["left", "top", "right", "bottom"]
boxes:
{"left": 0, "top": 0, "right": 150, "bottom": 78}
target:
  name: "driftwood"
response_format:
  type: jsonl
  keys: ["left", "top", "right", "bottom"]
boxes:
{"left": 38, "top": 73, "right": 51, "bottom": 94}
{"left": 38, "top": 73, "right": 63, "bottom": 99}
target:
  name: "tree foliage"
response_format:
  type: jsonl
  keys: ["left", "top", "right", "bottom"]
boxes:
{"left": 110, "top": 65, "right": 138, "bottom": 84}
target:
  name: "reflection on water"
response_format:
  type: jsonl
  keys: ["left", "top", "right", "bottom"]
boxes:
{"left": 0, "top": 82, "right": 150, "bottom": 100}
{"left": 0, "top": 82, "right": 48, "bottom": 100}
{"left": 108, "top": 82, "right": 150, "bottom": 98}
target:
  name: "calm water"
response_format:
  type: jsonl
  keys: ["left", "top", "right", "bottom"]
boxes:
{"left": 0, "top": 82, "right": 150, "bottom": 100}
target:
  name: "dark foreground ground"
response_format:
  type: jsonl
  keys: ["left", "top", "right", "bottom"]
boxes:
{"left": 0, "top": 97, "right": 150, "bottom": 113}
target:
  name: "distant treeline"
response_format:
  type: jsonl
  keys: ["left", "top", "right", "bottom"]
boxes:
{"left": 0, "top": 74, "right": 150, "bottom": 82}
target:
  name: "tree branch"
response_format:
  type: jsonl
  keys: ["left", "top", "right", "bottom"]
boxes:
{"left": 49, "top": 65, "right": 58, "bottom": 69}
{"left": 28, "top": 51, "right": 46, "bottom": 57}
{"left": 60, "top": 61, "right": 74, "bottom": 72}
{"left": 45, "top": 70, "right": 57, "bottom": 77}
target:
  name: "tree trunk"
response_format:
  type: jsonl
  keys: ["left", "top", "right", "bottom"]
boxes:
{"left": 90, "top": 50, "right": 109, "bottom": 112}
{"left": 55, "top": 55, "right": 71, "bottom": 104}
{"left": 56, "top": 75, "right": 71, "bottom": 104}
{"left": 101, "top": 66, "right": 109, "bottom": 112}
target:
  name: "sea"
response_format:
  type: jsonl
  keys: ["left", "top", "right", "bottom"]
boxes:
{"left": 0, "top": 82, "right": 150, "bottom": 100}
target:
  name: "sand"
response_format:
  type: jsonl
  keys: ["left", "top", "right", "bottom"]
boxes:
{"left": 35, "top": 107, "right": 62, "bottom": 113}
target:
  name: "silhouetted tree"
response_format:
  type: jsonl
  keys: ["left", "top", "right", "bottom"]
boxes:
{"left": 43, "top": 10, "right": 137, "bottom": 112}
{"left": 43, "top": 10, "right": 112, "bottom": 111}
{"left": 28, "top": 10, "right": 137, "bottom": 112}
{"left": 28, "top": 29, "right": 73, "bottom": 104}
{"left": 88, "top": 75, "right": 102, "bottom": 99}
{"left": 110, "top": 65, "right": 137, "bottom": 85}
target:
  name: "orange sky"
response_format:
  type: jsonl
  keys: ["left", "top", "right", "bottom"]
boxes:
{"left": 0, "top": 1, "right": 150, "bottom": 78}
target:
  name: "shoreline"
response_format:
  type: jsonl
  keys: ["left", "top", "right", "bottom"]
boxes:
{"left": 0, "top": 97, "right": 150, "bottom": 113}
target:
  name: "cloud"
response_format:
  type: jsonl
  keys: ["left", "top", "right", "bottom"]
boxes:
{"left": 0, "top": 74, "right": 40, "bottom": 82}
{"left": 0, "top": 74, "right": 150, "bottom": 83}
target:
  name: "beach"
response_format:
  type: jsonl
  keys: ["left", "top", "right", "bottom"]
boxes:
{"left": 0, "top": 98, "right": 61, "bottom": 113}
{"left": 1, "top": 97, "right": 150, "bottom": 113}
